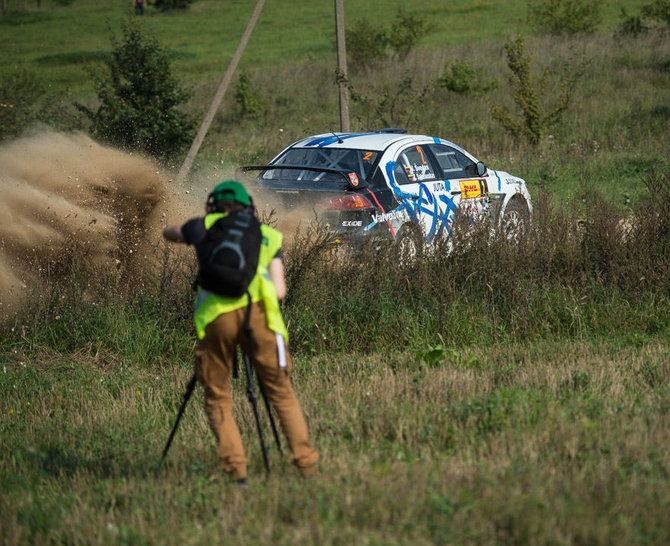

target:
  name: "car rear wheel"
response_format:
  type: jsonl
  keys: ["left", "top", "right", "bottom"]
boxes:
{"left": 500, "top": 196, "right": 530, "bottom": 243}
{"left": 394, "top": 223, "right": 424, "bottom": 264}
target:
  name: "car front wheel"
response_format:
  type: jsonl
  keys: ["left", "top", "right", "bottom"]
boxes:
{"left": 500, "top": 196, "right": 530, "bottom": 242}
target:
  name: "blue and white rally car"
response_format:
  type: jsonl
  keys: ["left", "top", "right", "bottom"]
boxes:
{"left": 238, "top": 129, "right": 531, "bottom": 253}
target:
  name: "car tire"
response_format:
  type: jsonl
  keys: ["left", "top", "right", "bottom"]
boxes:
{"left": 394, "top": 223, "right": 424, "bottom": 264}
{"left": 500, "top": 196, "right": 530, "bottom": 242}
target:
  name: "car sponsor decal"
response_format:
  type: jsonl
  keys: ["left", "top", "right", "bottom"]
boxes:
{"left": 384, "top": 160, "right": 458, "bottom": 242}
{"left": 365, "top": 188, "right": 396, "bottom": 237}
{"left": 370, "top": 209, "right": 406, "bottom": 224}
{"left": 459, "top": 178, "right": 488, "bottom": 199}
{"left": 342, "top": 220, "right": 363, "bottom": 227}
{"left": 348, "top": 172, "right": 360, "bottom": 186}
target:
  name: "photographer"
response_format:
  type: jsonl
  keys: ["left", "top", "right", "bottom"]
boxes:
{"left": 163, "top": 180, "right": 318, "bottom": 485}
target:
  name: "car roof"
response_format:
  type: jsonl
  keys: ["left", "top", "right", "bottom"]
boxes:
{"left": 288, "top": 132, "right": 431, "bottom": 152}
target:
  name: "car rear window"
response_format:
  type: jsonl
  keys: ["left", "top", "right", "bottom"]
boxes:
{"left": 262, "top": 148, "right": 379, "bottom": 184}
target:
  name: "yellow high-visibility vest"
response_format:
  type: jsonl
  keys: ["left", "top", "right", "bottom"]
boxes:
{"left": 193, "top": 213, "right": 288, "bottom": 341}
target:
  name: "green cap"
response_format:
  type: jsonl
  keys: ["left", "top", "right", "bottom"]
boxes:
{"left": 209, "top": 180, "right": 250, "bottom": 206}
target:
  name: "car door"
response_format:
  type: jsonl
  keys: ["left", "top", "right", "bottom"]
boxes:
{"left": 425, "top": 142, "right": 489, "bottom": 235}
{"left": 390, "top": 143, "right": 454, "bottom": 242}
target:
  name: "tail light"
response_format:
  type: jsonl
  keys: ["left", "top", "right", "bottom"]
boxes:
{"left": 317, "top": 193, "right": 374, "bottom": 211}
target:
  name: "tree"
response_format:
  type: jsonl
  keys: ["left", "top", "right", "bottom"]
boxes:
{"left": 77, "top": 19, "right": 196, "bottom": 163}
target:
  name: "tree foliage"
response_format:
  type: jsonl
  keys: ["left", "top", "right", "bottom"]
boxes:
{"left": 77, "top": 20, "right": 196, "bottom": 163}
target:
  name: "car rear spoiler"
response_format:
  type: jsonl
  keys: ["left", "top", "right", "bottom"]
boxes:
{"left": 236, "top": 165, "right": 368, "bottom": 191}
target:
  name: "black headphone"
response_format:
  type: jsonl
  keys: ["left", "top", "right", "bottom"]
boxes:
{"left": 205, "top": 192, "right": 217, "bottom": 214}
{"left": 205, "top": 192, "right": 256, "bottom": 214}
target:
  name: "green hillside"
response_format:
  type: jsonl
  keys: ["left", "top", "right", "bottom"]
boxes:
{"left": 2, "top": 0, "right": 667, "bottom": 203}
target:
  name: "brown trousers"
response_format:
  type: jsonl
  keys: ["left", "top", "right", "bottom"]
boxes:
{"left": 194, "top": 301, "right": 318, "bottom": 480}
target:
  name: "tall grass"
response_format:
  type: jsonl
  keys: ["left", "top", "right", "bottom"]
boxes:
{"left": 282, "top": 170, "right": 669, "bottom": 355}
{"left": 1, "top": 189, "right": 669, "bottom": 542}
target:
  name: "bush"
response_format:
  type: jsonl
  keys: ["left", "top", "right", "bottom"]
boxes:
{"left": 345, "top": 17, "right": 389, "bottom": 68}
{"left": 437, "top": 58, "right": 498, "bottom": 95}
{"left": 234, "top": 71, "right": 267, "bottom": 118}
{"left": 388, "top": 8, "right": 427, "bottom": 59}
{"left": 153, "top": 0, "right": 194, "bottom": 11}
{"left": 76, "top": 19, "right": 197, "bottom": 163}
{"left": 490, "top": 35, "right": 579, "bottom": 145}
{"left": 0, "top": 69, "right": 45, "bottom": 141}
{"left": 527, "top": 0, "right": 602, "bottom": 35}
{"left": 347, "top": 72, "right": 430, "bottom": 129}
{"left": 642, "top": 0, "right": 670, "bottom": 26}
{"left": 616, "top": 8, "right": 649, "bottom": 37}
{"left": 346, "top": 9, "right": 429, "bottom": 69}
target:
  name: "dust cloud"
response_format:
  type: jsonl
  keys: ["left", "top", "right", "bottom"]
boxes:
{"left": 0, "top": 131, "right": 320, "bottom": 318}
{"left": 0, "top": 130, "right": 201, "bottom": 316}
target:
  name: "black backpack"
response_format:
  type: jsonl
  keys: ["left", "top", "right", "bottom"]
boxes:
{"left": 196, "top": 211, "right": 263, "bottom": 298}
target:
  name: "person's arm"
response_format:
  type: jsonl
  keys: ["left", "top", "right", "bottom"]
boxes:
{"left": 269, "top": 257, "right": 287, "bottom": 300}
{"left": 163, "top": 225, "right": 185, "bottom": 243}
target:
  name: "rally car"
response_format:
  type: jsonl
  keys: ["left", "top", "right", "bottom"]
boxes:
{"left": 237, "top": 129, "right": 531, "bottom": 254}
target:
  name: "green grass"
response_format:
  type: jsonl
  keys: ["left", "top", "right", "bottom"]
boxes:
{"left": 3, "top": 1, "right": 668, "bottom": 206}
{"left": 2, "top": 338, "right": 669, "bottom": 544}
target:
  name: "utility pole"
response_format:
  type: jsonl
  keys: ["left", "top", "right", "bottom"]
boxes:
{"left": 334, "top": 0, "right": 350, "bottom": 132}
{"left": 175, "top": 0, "right": 266, "bottom": 185}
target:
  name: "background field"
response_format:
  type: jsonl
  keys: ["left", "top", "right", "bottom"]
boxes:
{"left": 1, "top": 1, "right": 669, "bottom": 544}
{"left": 2, "top": 0, "right": 668, "bottom": 198}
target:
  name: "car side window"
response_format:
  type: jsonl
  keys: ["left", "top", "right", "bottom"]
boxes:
{"left": 395, "top": 145, "right": 436, "bottom": 185}
{"left": 428, "top": 144, "right": 477, "bottom": 179}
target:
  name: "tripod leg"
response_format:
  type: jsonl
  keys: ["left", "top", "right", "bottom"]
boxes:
{"left": 243, "top": 351, "right": 270, "bottom": 474}
{"left": 256, "top": 376, "right": 283, "bottom": 455}
{"left": 158, "top": 373, "right": 197, "bottom": 470}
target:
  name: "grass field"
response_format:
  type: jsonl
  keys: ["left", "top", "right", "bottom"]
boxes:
{"left": 1, "top": 1, "right": 670, "bottom": 544}
{"left": 2, "top": 0, "right": 668, "bottom": 200}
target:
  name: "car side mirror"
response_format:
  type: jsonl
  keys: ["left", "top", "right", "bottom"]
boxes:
{"left": 476, "top": 161, "right": 486, "bottom": 176}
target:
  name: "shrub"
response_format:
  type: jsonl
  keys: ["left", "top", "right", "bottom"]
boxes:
{"left": 642, "top": 0, "right": 670, "bottom": 26}
{"left": 388, "top": 8, "right": 427, "bottom": 59}
{"left": 234, "top": 71, "right": 267, "bottom": 118}
{"left": 527, "top": 0, "right": 602, "bottom": 35}
{"left": 345, "top": 17, "right": 389, "bottom": 68}
{"left": 347, "top": 72, "right": 430, "bottom": 129}
{"left": 490, "top": 35, "right": 578, "bottom": 145}
{"left": 346, "top": 9, "right": 429, "bottom": 69}
{"left": 153, "top": 0, "right": 194, "bottom": 11}
{"left": 437, "top": 58, "right": 498, "bottom": 95}
{"left": 0, "top": 69, "right": 45, "bottom": 141}
{"left": 76, "top": 19, "right": 197, "bottom": 163}
{"left": 616, "top": 8, "right": 649, "bottom": 37}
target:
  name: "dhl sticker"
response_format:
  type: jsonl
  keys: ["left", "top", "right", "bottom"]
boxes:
{"left": 459, "top": 178, "right": 488, "bottom": 199}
